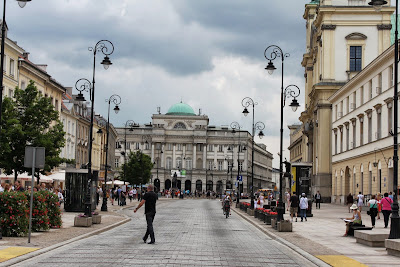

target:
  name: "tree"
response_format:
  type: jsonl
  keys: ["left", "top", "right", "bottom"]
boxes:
{"left": 0, "top": 81, "right": 66, "bottom": 182}
{"left": 120, "top": 151, "right": 153, "bottom": 186}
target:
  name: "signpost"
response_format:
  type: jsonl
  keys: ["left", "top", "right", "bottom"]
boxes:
{"left": 24, "top": 147, "right": 45, "bottom": 244}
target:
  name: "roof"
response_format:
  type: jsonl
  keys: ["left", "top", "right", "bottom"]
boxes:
{"left": 166, "top": 102, "right": 196, "bottom": 116}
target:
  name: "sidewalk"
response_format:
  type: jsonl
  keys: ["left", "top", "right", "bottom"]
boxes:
{"left": 233, "top": 202, "right": 399, "bottom": 267}
{"left": 0, "top": 198, "right": 136, "bottom": 264}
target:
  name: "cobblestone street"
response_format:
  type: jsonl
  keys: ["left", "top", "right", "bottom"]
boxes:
{"left": 11, "top": 199, "right": 314, "bottom": 267}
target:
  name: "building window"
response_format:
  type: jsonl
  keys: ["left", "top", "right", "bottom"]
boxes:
{"left": 126, "top": 142, "right": 130, "bottom": 150}
{"left": 186, "top": 144, "right": 192, "bottom": 151}
{"left": 55, "top": 99, "right": 59, "bottom": 111}
{"left": 9, "top": 59, "right": 14, "bottom": 77}
{"left": 360, "top": 86, "right": 364, "bottom": 105}
{"left": 136, "top": 142, "right": 140, "bottom": 150}
{"left": 368, "top": 115, "right": 372, "bottom": 143}
{"left": 174, "top": 122, "right": 186, "bottom": 129}
{"left": 176, "top": 157, "right": 182, "bottom": 169}
{"left": 360, "top": 120, "right": 364, "bottom": 146}
{"left": 21, "top": 81, "right": 26, "bottom": 90}
{"left": 335, "top": 132, "right": 338, "bottom": 155}
{"left": 115, "top": 158, "right": 119, "bottom": 168}
{"left": 349, "top": 46, "right": 362, "bottom": 72}
{"left": 388, "top": 104, "right": 393, "bottom": 136}
{"left": 166, "top": 157, "right": 172, "bottom": 169}
{"left": 239, "top": 161, "right": 243, "bottom": 172}
{"left": 197, "top": 144, "right": 202, "bottom": 151}
{"left": 340, "top": 129, "right": 343, "bottom": 153}
{"left": 167, "top": 143, "right": 172, "bottom": 151}
{"left": 177, "top": 144, "right": 182, "bottom": 151}
{"left": 377, "top": 109, "right": 381, "bottom": 139}
{"left": 218, "top": 160, "right": 223, "bottom": 171}
{"left": 377, "top": 73, "right": 382, "bottom": 94}
{"left": 369, "top": 80, "right": 373, "bottom": 100}
{"left": 185, "top": 158, "right": 192, "bottom": 170}
{"left": 389, "top": 65, "right": 394, "bottom": 87}
{"left": 346, "top": 126, "right": 349, "bottom": 151}
{"left": 208, "top": 144, "right": 214, "bottom": 152}
{"left": 8, "top": 88, "right": 13, "bottom": 97}
{"left": 115, "top": 141, "right": 120, "bottom": 149}
{"left": 352, "top": 122, "right": 356, "bottom": 149}
{"left": 208, "top": 160, "right": 214, "bottom": 170}
{"left": 218, "top": 145, "right": 223, "bottom": 152}
{"left": 145, "top": 142, "right": 150, "bottom": 150}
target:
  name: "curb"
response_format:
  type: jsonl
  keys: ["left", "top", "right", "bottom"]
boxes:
{"left": 232, "top": 207, "right": 330, "bottom": 267}
{"left": 1, "top": 216, "right": 131, "bottom": 267}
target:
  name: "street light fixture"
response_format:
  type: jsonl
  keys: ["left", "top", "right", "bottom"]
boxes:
{"left": 230, "top": 121, "right": 244, "bottom": 205}
{"left": 121, "top": 120, "right": 135, "bottom": 185}
{"left": 101, "top": 94, "right": 121, "bottom": 212}
{"left": 74, "top": 40, "right": 114, "bottom": 217}
{"left": 265, "top": 44, "right": 300, "bottom": 222}
{"left": 242, "top": 97, "right": 265, "bottom": 210}
{"left": 368, "top": 0, "right": 400, "bottom": 239}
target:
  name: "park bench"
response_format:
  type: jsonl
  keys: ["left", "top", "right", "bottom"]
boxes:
{"left": 354, "top": 229, "right": 388, "bottom": 247}
{"left": 348, "top": 224, "right": 373, "bottom": 236}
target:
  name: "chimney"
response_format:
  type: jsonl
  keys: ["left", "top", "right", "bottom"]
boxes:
{"left": 22, "top": 52, "right": 29, "bottom": 60}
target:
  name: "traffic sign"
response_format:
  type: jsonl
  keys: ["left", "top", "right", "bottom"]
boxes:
{"left": 237, "top": 175, "right": 243, "bottom": 182}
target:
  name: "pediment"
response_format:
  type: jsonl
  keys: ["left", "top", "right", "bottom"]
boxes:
{"left": 345, "top": 33, "right": 367, "bottom": 40}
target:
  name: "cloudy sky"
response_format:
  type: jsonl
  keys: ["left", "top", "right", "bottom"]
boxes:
{"left": 7, "top": 0, "right": 310, "bottom": 167}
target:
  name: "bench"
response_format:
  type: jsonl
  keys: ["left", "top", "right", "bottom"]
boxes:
{"left": 348, "top": 225, "right": 373, "bottom": 236}
{"left": 354, "top": 229, "right": 389, "bottom": 247}
{"left": 386, "top": 239, "right": 400, "bottom": 256}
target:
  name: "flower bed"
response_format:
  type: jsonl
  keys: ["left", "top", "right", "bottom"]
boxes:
{"left": 0, "top": 191, "right": 62, "bottom": 237}
{"left": 242, "top": 202, "right": 250, "bottom": 212}
{"left": 263, "top": 209, "right": 278, "bottom": 225}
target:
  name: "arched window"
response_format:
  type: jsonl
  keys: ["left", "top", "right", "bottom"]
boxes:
{"left": 166, "top": 157, "right": 172, "bottom": 169}
{"left": 185, "top": 157, "right": 192, "bottom": 170}
{"left": 176, "top": 157, "right": 182, "bottom": 168}
{"left": 174, "top": 122, "right": 186, "bottom": 129}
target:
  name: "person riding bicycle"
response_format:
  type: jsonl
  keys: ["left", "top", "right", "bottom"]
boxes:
{"left": 223, "top": 194, "right": 232, "bottom": 216}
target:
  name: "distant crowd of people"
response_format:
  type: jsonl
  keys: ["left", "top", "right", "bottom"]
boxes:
{"left": 0, "top": 181, "right": 64, "bottom": 204}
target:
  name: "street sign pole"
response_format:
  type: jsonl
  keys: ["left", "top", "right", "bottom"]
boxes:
{"left": 28, "top": 148, "right": 36, "bottom": 244}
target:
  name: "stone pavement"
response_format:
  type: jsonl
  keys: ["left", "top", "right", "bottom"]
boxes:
{"left": 234, "top": 202, "right": 400, "bottom": 267}
{"left": 9, "top": 199, "right": 318, "bottom": 267}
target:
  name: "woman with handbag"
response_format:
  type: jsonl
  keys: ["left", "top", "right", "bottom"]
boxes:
{"left": 368, "top": 195, "right": 378, "bottom": 228}
{"left": 381, "top": 192, "right": 393, "bottom": 228}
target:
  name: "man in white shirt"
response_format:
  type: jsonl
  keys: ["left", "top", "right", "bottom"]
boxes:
{"left": 0, "top": 182, "right": 4, "bottom": 192}
{"left": 299, "top": 193, "right": 308, "bottom": 222}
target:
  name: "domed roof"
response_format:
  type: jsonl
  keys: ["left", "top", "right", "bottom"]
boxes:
{"left": 166, "top": 102, "right": 196, "bottom": 116}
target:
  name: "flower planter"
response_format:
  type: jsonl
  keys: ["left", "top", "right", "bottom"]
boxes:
{"left": 259, "top": 212, "right": 265, "bottom": 221}
{"left": 92, "top": 214, "right": 101, "bottom": 224}
{"left": 247, "top": 208, "right": 254, "bottom": 216}
{"left": 271, "top": 218, "right": 277, "bottom": 229}
{"left": 264, "top": 214, "right": 277, "bottom": 225}
{"left": 278, "top": 220, "right": 292, "bottom": 232}
{"left": 74, "top": 216, "right": 92, "bottom": 227}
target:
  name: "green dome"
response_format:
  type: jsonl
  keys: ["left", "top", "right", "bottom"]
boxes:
{"left": 166, "top": 102, "right": 196, "bottom": 116}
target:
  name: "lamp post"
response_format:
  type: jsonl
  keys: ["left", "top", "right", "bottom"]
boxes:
{"left": 227, "top": 145, "right": 234, "bottom": 190}
{"left": 100, "top": 94, "right": 120, "bottom": 212}
{"left": 231, "top": 122, "right": 246, "bottom": 204}
{"left": 369, "top": 0, "right": 400, "bottom": 239}
{"left": 153, "top": 148, "right": 163, "bottom": 191}
{"left": 242, "top": 97, "right": 265, "bottom": 210}
{"left": 264, "top": 44, "right": 300, "bottom": 222}
{"left": 0, "top": 0, "right": 31, "bottom": 135}
{"left": 121, "top": 120, "right": 135, "bottom": 183}
{"left": 74, "top": 40, "right": 114, "bottom": 217}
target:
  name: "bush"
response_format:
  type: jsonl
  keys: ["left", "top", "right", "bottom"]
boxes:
{"left": 39, "top": 190, "right": 62, "bottom": 228}
{"left": 0, "top": 192, "right": 29, "bottom": 237}
{"left": 0, "top": 190, "right": 62, "bottom": 237}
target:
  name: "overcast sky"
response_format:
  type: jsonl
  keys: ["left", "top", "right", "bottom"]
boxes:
{"left": 7, "top": 0, "right": 310, "bottom": 167}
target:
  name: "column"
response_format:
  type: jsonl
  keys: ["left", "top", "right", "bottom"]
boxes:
{"left": 213, "top": 145, "right": 217, "bottom": 166}
{"left": 193, "top": 144, "right": 197, "bottom": 169}
{"left": 203, "top": 144, "right": 206, "bottom": 169}
{"left": 151, "top": 143, "right": 155, "bottom": 162}
{"left": 172, "top": 144, "right": 176, "bottom": 169}
{"left": 182, "top": 144, "right": 186, "bottom": 169}
{"left": 161, "top": 144, "right": 165, "bottom": 168}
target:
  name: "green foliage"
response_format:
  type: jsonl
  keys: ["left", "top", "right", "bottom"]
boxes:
{"left": 0, "top": 192, "right": 29, "bottom": 237}
{"left": 0, "top": 81, "right": 66, "bottom": 177}
{"left": 0, "top": 191, "right": 62, "bottom": 236}
{"left": 120, "top": 151, "right": 154, "bottom": 185}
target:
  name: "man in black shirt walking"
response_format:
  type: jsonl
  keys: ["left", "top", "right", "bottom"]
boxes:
{"left": 134, "top": 184, "right": 158, "bottom": 244}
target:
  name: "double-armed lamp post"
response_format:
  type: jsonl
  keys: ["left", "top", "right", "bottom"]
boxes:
{"left": 242, "top": 97, "right": 265, "bottom": 210}
{"left": 75, "top": 40, "right": 114, "bottom": 217}
{"left": 264, "top": 45, "right": 300, "bottom": 221}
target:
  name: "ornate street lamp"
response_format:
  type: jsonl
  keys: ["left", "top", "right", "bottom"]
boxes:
{"left": 368, "top": 0, "right": 400, "bottom": 239}
{"left": 230, "top": 121, "right": 246, "bottom": 204}
{"left": 265, "top": 44, "right": 300, "bottom": 222}
{"left": 75, "top": 40, "right": 114, "bottom": 217}
{"left": 242, "top": 97, "right": 265, "bottom": 210}
{"left": 101, "top": 94, "right": 121, "bottom": 212}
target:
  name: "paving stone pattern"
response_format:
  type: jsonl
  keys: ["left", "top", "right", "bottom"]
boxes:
{"left": 14, "top": 199, "right": 314, "bottom": 267}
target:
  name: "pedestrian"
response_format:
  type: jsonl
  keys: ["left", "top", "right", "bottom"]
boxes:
{"left": 134, "top": 184, "right": 158, "bottom": 244}
{"left": 110, "top": 189, "right": 114, "bottom": 205}
{"left": 343, "top": 204, "right": 362, "bottom": 236}
{"left": 389, "top": 192, "right": 394, "bottom": 201}
{"left": 357, "top": 192, "right": 364, "bottom": 211}
{"left": 299, "top": 193, "right": 308, "bottom": 222}
{"left": 0, "top": 182, "right": 5, "bottom": 192}
{"left": 289, "top": 192, "right": 299, "bottom": 222}
{"left": 259, "top": 193, "right": 264, "bottom": 208}
{"left": 346, "top": 193, "right": 354, "bottom": 213}
{"left": 368, "top": 195, "right": 378, "bottom": 228}
{"left": 129, "top": 188, "right": 134, "bottom": 202}
{"left": 132, "top": 187, "right": 137, "bottom": 200}
{"left": 377, "top": 192, "right": 382, "bottom": 220}
{"left": 14, "top": 181, "right": 24, "bottom": 192}
{"left": 314, "top": 191, "right": 322, "bottom": 209}
{"left": 381, "top": 192, "right": 393, "bottom": 228}
{"left": 286, "top": 191, "right": 291, "bottom": 211}
{"left": 117, "top": 187, "right": 122, "bottom": 205}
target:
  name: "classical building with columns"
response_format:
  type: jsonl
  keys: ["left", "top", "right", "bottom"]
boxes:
{"left": 114, "top": 102, "right": 274, "bottom": 194}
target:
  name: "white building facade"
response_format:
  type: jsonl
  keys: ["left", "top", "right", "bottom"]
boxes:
{"left": 330, "top": 44, "right": 397, "bottom": 204}
{"left": 114, "top": 102, "right": 274, "bottom": 194}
